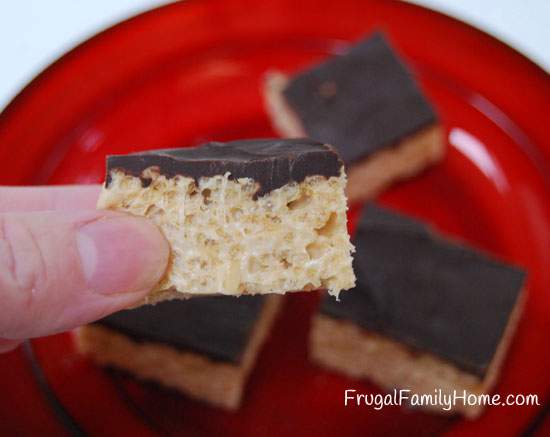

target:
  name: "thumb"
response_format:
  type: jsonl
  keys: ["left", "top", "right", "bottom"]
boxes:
{"left": 0, "top": 210, "right": 169, "bottom": 341}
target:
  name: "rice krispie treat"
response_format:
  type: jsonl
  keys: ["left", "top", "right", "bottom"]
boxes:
{"left": 264, "top": 33, "right": 445, "bottom": 203}
{"left": 310, "top": 205, "right": 526, "bottom": 418}
{"left": 76, "top": 295, "right": 281, "bottom": 410}
{"left": 99, "top": 138, "right": 355, "bottom": 302}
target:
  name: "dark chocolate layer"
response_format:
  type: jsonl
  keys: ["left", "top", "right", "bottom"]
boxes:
{"left": 283, "top": 32, "right": 438, "bottom": 164}
{"left": 96, "top": 296, "right": 266, "bottom": 363}
{"left": 321, "top": 205, "right": 525, "bottom": 377}
{"left": 106, "top": 138, "right": 342, "bottom": 198}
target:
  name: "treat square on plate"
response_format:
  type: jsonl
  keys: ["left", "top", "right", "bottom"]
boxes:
{"left": 264, "top": 32, "right": 445, "bottom": 202}
{"left": 76, "top": 295, "right": 282, "bottom": 410}
{"left": 310, "top": 205, "right": 526, "bottom": 418}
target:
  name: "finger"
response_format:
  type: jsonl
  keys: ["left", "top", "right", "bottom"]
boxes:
{"left": 0, "top": 210, "right": 169, "bottom": 340}
{"left": 0, "top": 338, "right": 21, "bottom": 353}
{"left": 0, "top": 185, "right": 101, "bottom": 213}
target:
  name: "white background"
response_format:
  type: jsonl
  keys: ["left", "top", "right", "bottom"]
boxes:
{"left": 0, "top": 0, "right": 548, "bottom": 111}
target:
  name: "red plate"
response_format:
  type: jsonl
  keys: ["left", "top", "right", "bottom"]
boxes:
{"left": 0, "top": 0, "right": 548, "bottom": 435}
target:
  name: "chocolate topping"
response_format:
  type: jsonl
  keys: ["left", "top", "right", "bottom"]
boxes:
{"left": 105, "top": 138, "right": 342, "bottom": 198}
{"left": 283, "top": 32, "right": 438, "bottom": 164}
{"left": 321, "top": 205, "right": 525, "bottom": 377}
{"left": 96, "top": 296, "right": 266, "bottom": 363}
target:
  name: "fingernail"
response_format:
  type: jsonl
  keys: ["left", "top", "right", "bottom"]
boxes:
{"left": 76, "top": 215, "right": 169, "bottom": 295}
{"left": 0, "top": 339, "right": 21, "bottom": 353}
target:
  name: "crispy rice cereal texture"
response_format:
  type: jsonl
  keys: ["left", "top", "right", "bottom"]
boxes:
{"left": 98, "top": 168, "right": 355, "bottom": 302}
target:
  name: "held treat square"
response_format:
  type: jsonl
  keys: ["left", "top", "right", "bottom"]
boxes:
{"left": 264, "top": 32, "right": 445, "bottom": 202}
{"left": 99, "top": 138, "right": 355, "bottom": 302}
{"left": 310, "top": 205, "right": 526, "bottom": 418}
{"left": 76, "top": 295, "right": 282, "bottom": 410}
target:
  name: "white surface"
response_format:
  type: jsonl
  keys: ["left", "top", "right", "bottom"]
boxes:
{"left": 0, "top": 0, "right": 548, "bottom": 111}
{"left": 0, "top": 0, "right": 168, "bottom": 110}
{"left": 406, "top": 0, "right": 550, "bottom": 70}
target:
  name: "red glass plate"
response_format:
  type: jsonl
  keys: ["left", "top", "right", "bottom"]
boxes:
{"left": 0, "top": 0, "right": 548, "bottom": 435}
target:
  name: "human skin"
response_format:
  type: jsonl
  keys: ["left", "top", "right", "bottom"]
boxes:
{"left": 0, "top": 185, "right": 169, "bottom": 352}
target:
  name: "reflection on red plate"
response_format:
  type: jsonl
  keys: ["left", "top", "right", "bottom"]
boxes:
{"left": 0, "top": 0, "right": 548, "bottom": 435}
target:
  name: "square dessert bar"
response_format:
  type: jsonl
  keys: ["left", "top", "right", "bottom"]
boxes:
{"left": 76, "top": 295, "right": 281, "bottom": 410}
{"left": 310, "top": 205, "right": 526, "bottom": 418}
{"left": 99, "top": 138, "right": 355, "bottom": 302}
{"left": 264, "top": 32, "right": 445, "bottom": 203}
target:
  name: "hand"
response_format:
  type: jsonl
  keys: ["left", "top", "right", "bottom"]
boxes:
{"left": 0, "top": 185, "right": 169, "bottom": 352}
